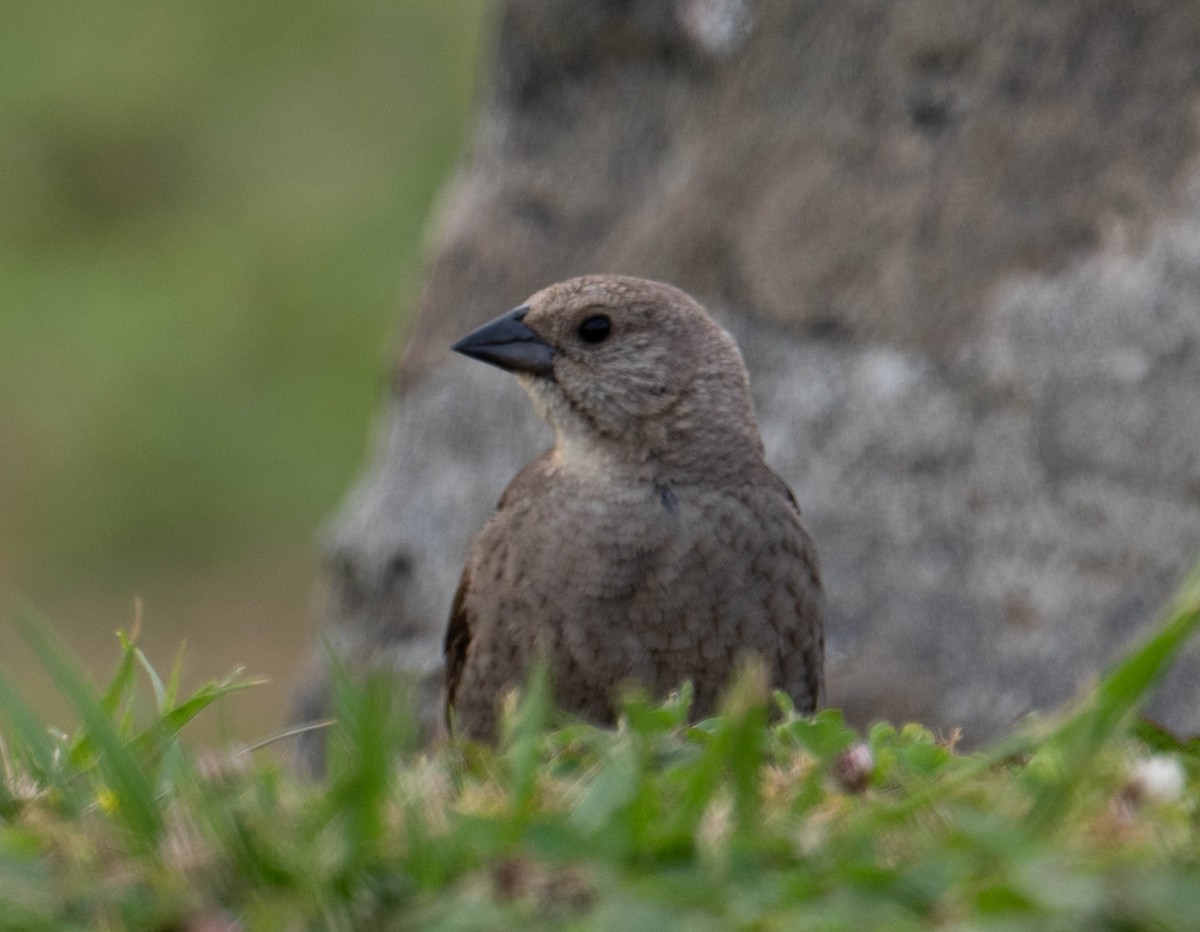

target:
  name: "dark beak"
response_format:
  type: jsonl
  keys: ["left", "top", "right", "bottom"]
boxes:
{"left": 451, "top": 305, "right": 555, "bottom": 376}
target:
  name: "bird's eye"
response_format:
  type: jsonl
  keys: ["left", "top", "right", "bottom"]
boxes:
{"left": 578, "top": 314, "right": 611, "bottom": 344}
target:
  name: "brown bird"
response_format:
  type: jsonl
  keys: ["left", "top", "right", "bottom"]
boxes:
{"left": 445, "top": 275, "right": 823, "bottom": 740}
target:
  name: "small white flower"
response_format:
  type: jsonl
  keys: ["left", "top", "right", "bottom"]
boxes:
{"left": 833, "top": 742, "right": 874, "bottom": 794}
{"left": 1125, "top": 755, "right": 1186, "bottom": 805}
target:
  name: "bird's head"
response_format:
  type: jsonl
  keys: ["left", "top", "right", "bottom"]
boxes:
{"left": 452, "top": 275, "right": 763, "bottom": 477}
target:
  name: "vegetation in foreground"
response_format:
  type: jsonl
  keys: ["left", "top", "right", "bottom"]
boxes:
{"left": 1, "top": 563, "right": 1198, "bottom": 931}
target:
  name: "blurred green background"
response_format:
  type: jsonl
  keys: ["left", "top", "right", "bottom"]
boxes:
{"left": 0, "top": 0, "right": 493, "bottom": 741}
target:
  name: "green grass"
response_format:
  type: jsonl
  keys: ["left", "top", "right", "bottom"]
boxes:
{"left": 1, "top": 561, "right": 1198, "bottom": 930}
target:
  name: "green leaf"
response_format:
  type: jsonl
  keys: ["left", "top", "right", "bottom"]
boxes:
{"left": 503, "top": 660, "right": 552, "bottom": 818}
{"left": 164, "top": 643, "right": 186, "bottom": 711}
{"left": 133, "top": 644, "right": 169, "bottom": 711}
{"left": 0, "top": 677, "right": 57, "bottom": 786}
{"left": 129, "top": 668, "right": 264, "bottom": 758}
{"left": 12, "top": 610, "right": 162, "bottom": 844}
{"left": 1131, "top": 717, "right": 1200, "bottom": 756}
{"left": 570, "top": 737, "right": 640, "bottom": 835}
{"left": 1025, "top": 558, "right": 1200, "bottom": 826}
{"left": 778, "top": 708, "right": 857, "bottom": 758}
{"left": 328, "top": 671, "right": 393, "bottom": 863}
{"left": 100, "top": 631, "right": 140, "bottom": 719}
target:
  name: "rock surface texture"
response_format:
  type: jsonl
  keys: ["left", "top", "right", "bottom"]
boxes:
{"left": 302, "top": 0, "right": 1200, "bottom": 752}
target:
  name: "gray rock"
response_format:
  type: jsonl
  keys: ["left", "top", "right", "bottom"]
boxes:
{"left": 298, "top": 0, "right": 1200, "bottom": 758}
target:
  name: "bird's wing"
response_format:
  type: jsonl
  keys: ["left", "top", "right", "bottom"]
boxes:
{"left": 442, "top": 565, "right": 473, "bottom": 728}
{"left": 766, "top": 466, "right": 803, "bottom": 518}
{"left": 754, "top": 466, "right": 825, "bottom": 709}
{"left": 443, "top": 449, "right": 554, "bottom": 730}
{"left": 764, "top": 465, "right": 821, "bottom": 589}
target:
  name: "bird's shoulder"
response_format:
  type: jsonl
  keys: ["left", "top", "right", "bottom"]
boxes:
{"left": 495, "top": 448, "right": 560, "bottom": 512}
{"left": 685, "top": 462, "right": 807, "bottom": 527}
{"left": 676, "top": 464, "right": 821, "bottom": 587}
{"left": 753, "top": 464, "right": 822, "bottom": 589}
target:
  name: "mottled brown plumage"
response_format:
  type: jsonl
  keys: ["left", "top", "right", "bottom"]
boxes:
{"left": 445, "top": 275, "right": 823, "bottom": 739}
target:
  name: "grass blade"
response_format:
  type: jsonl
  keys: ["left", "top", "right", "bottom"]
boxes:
{"left": 0, "top": 676, "right": 57, "bottom": 784}
{"left": 12, "top": 610, "right": 162, "bottom": 844}
{"left": 129, "top": 670, "right": 265, "bottom": 758}
{"left": 1024, "top": 559, "right": 1200, "bottom": 826}
{"left": 100, "top": 631, "right": 140, "bottom": 718}
{"left": 134, "top": 643, "right": 169, "bottom": 710}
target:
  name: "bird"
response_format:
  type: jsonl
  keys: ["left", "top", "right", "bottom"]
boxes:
{"left": 444, "top": 274, "right": 823, "bottom": 740}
